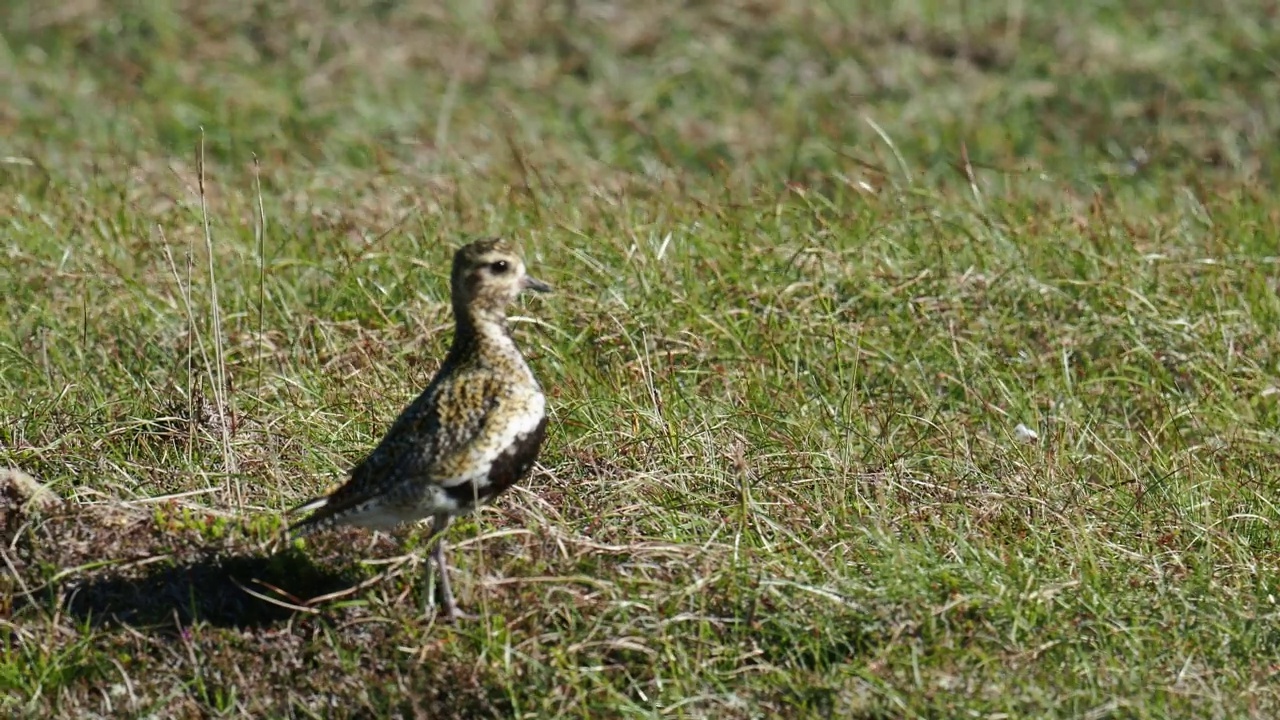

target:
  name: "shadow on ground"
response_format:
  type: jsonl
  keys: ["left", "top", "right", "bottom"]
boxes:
{"left": 59, "top": 546, "right": 359, "bottom": 629}
{"left": 1, "top": 476, "right": 375, "bottom": 630}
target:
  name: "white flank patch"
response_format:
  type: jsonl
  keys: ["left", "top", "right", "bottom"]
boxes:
{"left": 346, "top": 505, "right": 413, "bottom": 530}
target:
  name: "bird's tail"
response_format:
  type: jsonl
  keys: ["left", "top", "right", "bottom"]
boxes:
{"left": 285, "top": 496, "right": 331, "bottom": 537}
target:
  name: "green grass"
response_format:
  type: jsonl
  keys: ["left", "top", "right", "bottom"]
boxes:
{"left": 3, "top": 0, "right": 1280, "bottom": 717}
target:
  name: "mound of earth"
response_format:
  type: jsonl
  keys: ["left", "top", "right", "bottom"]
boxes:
{"left": 1, "top": 467, "right": 400, "bottom": 628}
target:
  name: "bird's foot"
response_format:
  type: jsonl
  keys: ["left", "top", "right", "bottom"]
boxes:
{"left": 440, "top": 603, "right": 475, "bottom": 623}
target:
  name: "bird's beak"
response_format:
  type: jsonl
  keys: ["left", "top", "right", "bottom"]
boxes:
{"left": 522, "top": 276, "right": 553, "bottom": 293}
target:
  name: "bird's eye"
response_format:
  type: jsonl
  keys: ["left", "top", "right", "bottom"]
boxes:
{"left": 489, "top": 260, "right": 509, "bottom": 274}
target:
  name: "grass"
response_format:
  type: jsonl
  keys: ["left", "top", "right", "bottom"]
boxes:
{"left": 3, "top": 0, "right": 1280, "bottom": 717}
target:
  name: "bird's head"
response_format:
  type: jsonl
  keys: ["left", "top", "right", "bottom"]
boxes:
{"left": 450, "top": 238, "right": 552, "bottom": 322}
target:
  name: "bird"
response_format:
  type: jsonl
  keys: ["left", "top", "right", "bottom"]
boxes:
{"left": 288, "top": 237, "right": 552, "bottom": 620}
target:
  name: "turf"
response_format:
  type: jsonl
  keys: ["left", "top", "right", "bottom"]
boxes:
{"left": 3, "top": 0, "right": 1280, "bottom": 717}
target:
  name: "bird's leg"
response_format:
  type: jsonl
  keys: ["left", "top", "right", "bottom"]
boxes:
{"left": 431, "top": 536, "right": 471, "bottom": 621}
{"left": 417, "top": 515, "right": 446, "bottom": 615}
{"left": 421, "top": 514, "right": 471, "bottom": 621}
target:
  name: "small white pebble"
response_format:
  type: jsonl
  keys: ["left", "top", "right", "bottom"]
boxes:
{"left": 1014, "top": 423, "right": 1039, "bottom": 443}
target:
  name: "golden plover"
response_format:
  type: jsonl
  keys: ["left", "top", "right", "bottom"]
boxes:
{"left": 288, "top": 238, "right": 551, "bottom": 620}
